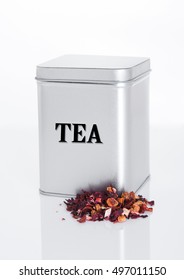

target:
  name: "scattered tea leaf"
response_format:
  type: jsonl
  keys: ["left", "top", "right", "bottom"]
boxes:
{"left": 64, "top": 186, "right": 154, "bottom": 223}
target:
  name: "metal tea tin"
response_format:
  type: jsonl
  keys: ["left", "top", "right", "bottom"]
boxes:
{"left": 36, "top": 55, "right": 150, "bottom": 196}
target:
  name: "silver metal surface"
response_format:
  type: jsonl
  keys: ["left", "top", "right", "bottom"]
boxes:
{"left": 39, "top": 175, "right": 150, "bottom": 197}
{"left": 37, "top": 55, "right": 150, "bottom": 83}
{"left": 39, "top": 189, "right": 74, "bottom": 198}
{"left": 37, "top": 55, "right": 150, "bottom": 195}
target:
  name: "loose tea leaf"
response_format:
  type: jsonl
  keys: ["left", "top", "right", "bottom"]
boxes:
{"left": 64, "top": 186, "right": 154, "bottom": 223}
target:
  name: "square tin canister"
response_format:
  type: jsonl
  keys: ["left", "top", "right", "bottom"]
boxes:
{"left": 36, "top": 55, "right": 150, "bottom": 196}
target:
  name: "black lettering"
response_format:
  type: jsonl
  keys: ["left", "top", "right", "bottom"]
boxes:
{"left": 55, "top": 123, "right": 71, "bottom": 143}
{"left": 74, "top": 266, "right": 80, "bottom": 275}
{"left": 44, "top": 269, "right": 50, "bottom": 275}
{"left": 87, "top": 124, "right": 103, "bottom": 143}
{"left": 72, "top": 124, "right": 86, "bottom": 143}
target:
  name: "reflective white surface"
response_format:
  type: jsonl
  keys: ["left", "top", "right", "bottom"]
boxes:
{"left": 40, "top": 186, "right": 150, "bottom": 260}
{"left": 0, "top": 125, "right": 184, "bottom": 259}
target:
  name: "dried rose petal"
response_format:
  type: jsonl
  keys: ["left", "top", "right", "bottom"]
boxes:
{"left": 89, "top": 195, "right": 95, "bottom": 203}
{"left": 81, "top": 206, "right": 93, "bottom": 214}
{"left": 148, "top": 200, "right": 155, "bottom": 206}
{"left": 95, "top": 197, "right": 102, "bottom": 203}
{"left": 140, "top": 215, "right": 148, "bottom": 218}
{"left": 106, "top": 198, "right": 119, "bottom": 207}
{"left": 64, "top": 186, "right": 154, "bottom": 223}
{"left": 78, "top": 215, "right": 86, "bottom": 223}
{"left": 110, "top": 209, "right": 123, "bottom": 222}
{"left": 124, "top": 199, "right": 135, "bottom": 209}
{"left": 129, "top": 213, "right": 141, "bottom": 219}
{"left": 140, "top": 203, "right": 153, "bottom": 213}
{"left": 129, "top": 191, "right": 136, "bottom": 200}
{"left": 146, "top": 207, "right": 153, "bottom": 212}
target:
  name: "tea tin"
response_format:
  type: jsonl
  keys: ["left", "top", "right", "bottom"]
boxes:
{"left": 36, "top": 55, "right": 150, "bottom": 196}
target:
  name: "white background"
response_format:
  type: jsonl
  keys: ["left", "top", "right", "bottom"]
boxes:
{"left": 0, "top": 0, "right": 184, "bottom": 260}
{"left": 0, "top": 0, "right": 184, "bottom": 127}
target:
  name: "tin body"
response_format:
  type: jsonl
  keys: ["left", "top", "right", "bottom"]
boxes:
{"left": 36, "top": 55, "right": 150, "bottom": 196}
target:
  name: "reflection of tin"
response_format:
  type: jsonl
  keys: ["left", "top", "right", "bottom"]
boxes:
{"left": 36, "top": 55, "right": 150, "bottom": 196}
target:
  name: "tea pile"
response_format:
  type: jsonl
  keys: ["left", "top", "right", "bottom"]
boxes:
{"left": 64, "top": 186, "right": 154, "bottom": 223}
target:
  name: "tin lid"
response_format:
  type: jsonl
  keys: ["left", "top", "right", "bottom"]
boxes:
{"left": 36, "top": 55, "right": 150, "bottom": 83}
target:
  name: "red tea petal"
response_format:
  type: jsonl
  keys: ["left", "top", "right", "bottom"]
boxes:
{"left": 95, "top": 197, "right": 102, "bottom": 203}
{"left": 78, "top": 215, "right": 86, "bottom": 223}
{"left": 64, "top": 187, "right": 154, "bottom": 224}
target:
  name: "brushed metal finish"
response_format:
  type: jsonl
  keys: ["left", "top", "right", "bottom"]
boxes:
{"left": 37, "top": 74, "right": 150, "bottom": 195}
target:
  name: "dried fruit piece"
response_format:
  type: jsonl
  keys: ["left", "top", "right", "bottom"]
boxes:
{"left": 133, "top": 200, "right": 144, "bottom": 206}
{"left": 122, "top": 208, "right": 130, "bottom": 218}
{"left": 132, "top": 205, "right": 140, "bottom": 213}
{"left": 118, "top": 215, "right": 126, "bottom": 222}
{"left": 106, "top": 198, "right": 119, "bottom": 207}
{"left": 64, "top": 186, "right": 154, "bottom": 223}
{"left": 117, "top": 197, "right": 124, "bottom": 204}
{"left": 104, "top": 208, "right": 111, "bottom": 218}
{"left": 121, "top": 192, "right": 130, "bottom": 199}
{"left": 95, "top": 204, "right": 101, "bottom": 211}
{"left": 107, "top": 185, "right": 117, "bottom": 193}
